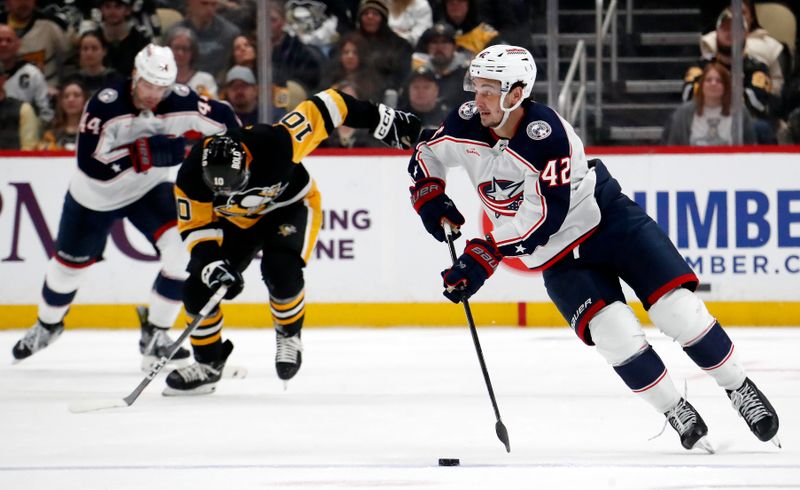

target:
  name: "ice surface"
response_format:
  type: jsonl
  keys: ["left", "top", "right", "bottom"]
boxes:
{"left": 1, "top": 327, "right": 797, "bottom": 489}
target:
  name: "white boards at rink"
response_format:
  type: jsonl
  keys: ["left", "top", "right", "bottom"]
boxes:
{"left": 0, "top": 147, "right": 798, "bottom": 328}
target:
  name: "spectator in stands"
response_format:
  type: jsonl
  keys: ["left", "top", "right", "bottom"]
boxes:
{"left": 700, "top": 4, "right": 787, "bottom": 95}
{"left": 320, "top": 31, "right": 385, "bottom": 103}
{"left": 223, "top": 64, "right": 258, "bottom": 125}
{"left": 780, "top": 106, "right": 800, "bottom": 144}
{"left": 388, "top": 0, "right": 432, "bottom": 47}
{"left": 683, "top": 9, "right": 779, "bottom": 144}
{"left": 664, "top": 62, "right": 756, "bottom": 146}
{"left": 217, "top": 0, "right": 257, "bottom": 35}
{"left": 97, "top": 0, "right": 152, "bottom": 77}
{"left": 398, "top": 65, "right": 447, "bottom": 130}
{"left": 0, "top": 61, "right": 40, "bottom": 150}
{"left": 0, "top": 0, "right": 72, "bottom": 89}
{"left": 60, "top": 30, "right": 124, "bottom": 97}
{"left": 320, "top": 80, "right": 382, "bottom": 148}
{"left": 285, "top": 0, "right": 343, "bottom": 56}
{"left": 269, "top": 0, "right": 324, "bottom": 94}
{"left": 37, "top": 79, "right": 88, "bottom": 151}
{"left": 356, "top": 0, "right": 412, "bottom": 98}
{"left": 231, "top": 34, "right": 257, "bottom": 73}
{"left": 414, "top": 22, "right": 470, "bottom": 112}
{"left": 165, "top": 26, "right": 218, "bottom": 98}
{"left": 177, "top": 0, "right": 241, "bottom": 80}
{"left": 0, "top": 23, "right": 53, "bottom": 124}
{"left": 436, "top": 0, "right": 497, "bottom": 55}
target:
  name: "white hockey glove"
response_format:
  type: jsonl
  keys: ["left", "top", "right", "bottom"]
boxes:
{"left": 201, "top": 260, "right": 244, "bottom": 299}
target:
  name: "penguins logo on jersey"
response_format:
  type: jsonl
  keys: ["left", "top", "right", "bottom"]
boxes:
{"left": 459, "top": 101, "right": 477, "bottom": 120}
{"left": 278, "top": 224, "right": 298, "bottom": 237}
{"left": 478, "top": 177, "right": 524, "bottom": 217}
{"left": 214, "top": 182, "right": 290, "bottom": 216}
{"left": 527, "top": 120, "right": 552, "bottom": 140}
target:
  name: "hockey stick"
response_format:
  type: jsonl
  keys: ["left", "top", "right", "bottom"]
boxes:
{"left": 444, "top": 226, "right": 511, "bottom": 453}
{"left": 68, "top": 285, "right": 228, "bottom": 414}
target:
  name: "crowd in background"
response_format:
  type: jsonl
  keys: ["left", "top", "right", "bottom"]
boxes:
{"left": 0, "top": 0, "right": 799, "bottom": 150}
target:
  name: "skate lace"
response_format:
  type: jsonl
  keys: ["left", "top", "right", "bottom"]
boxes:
{"left": 276, "top": 335, "right": 302, "bottom": 363}
{"left": 650, "top": 381, "right": 694, "bottom": 440}
{"left": 142, "top": 329, "right": 175, "bottom": 355}
{"left": 730, "top": 383, "right": 770, "bottom": 425}
{"left": 20, "top": 324, "right": 48, "bottom": 351}
{"left": 176, "top": 363, "right": 219, "bottom": 383}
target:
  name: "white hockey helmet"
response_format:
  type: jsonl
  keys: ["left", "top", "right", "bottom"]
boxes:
{"left": 133, "top": 44, "right": 177, "bottom": 87}
{"left": 466, "top": 44, "right": 537, "bottom": 99}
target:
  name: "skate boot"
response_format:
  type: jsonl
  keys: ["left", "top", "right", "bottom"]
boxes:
{"left": 163, "top": 339, "right": 233, "bottom": 396}
{"left": 727, "top": 377, "right": 781, "bottom": 447}
{"left": 276, "top": 331, "right": 303, "bottom": 383}
{"left": 12, "top": 320, "right": 64, "bottom": 362}
{"left": 664, "top": 398, "right": 714, "bottom": 453}
{"left": 137, "top": 306, "right": 190, "bottom": 371}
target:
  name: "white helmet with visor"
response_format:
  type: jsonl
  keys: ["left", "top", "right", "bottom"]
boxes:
{"left": 134, "top": 44, "right": 177, "bottom": 88}
{"left": 464, "top": 45, "right": 537, "bottom": 128}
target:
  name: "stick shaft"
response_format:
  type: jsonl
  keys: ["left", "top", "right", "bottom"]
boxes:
{"left": 122, "top": 285, "right": 228, "bottom": 406}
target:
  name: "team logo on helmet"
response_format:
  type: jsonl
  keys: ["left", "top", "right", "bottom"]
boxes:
{"left": 98, "top": 88, "right": 118, "bottom": 103}
{"left": 458, "top": 101, "right": 477, "bottom": 120}
{"left": 526, "top": 120, "right": 552, "bottom": 140}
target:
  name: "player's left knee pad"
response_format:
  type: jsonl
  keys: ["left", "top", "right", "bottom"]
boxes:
{"left": 260, "top": 252, "right": 304, "bottom": 298}
{"left": 588, "top": 301, "right": 648, "bottom": 366}
{"left": 648, "top": 288, "right": 715, "bottom": 346}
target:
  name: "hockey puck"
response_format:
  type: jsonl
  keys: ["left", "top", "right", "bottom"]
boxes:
{"left": 438, "top": 458, "right": 460, "bottom": 466}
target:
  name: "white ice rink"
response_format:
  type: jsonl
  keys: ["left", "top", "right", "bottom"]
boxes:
{"left": 0, "top": 326, "right": 797, "bottom": 489}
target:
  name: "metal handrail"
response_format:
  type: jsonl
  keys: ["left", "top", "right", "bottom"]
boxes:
{"left": 558, "top": 40, "right": 588, "bottom": 138}
{"left": 594, "top": 0, "right": 618, "bottom": 128}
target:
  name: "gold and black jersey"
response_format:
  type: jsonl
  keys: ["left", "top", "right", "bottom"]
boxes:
{"left": 175, "top": 88, "right": 379, "bottom": 260}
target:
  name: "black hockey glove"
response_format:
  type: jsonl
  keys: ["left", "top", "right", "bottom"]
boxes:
{"left": 441, "top": 237, "right": 503, "bottom": 303}
{"left": 130, "top": 135, "right": 186, "bottom": 172}
{"left": 201, "top": 260, "right": 244, "bottom": 299}
{"left": 410, "top": 177, "right": 465, "bottom": 242}
{"left": 373, "top": 104, "right": 421, "bottom": 150}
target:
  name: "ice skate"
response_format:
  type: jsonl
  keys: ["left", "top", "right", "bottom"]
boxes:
{"left": 163, "top": 339, "right": 233, "bottom": 396}
{"left": 663, "top": 398, "right": 714, "bottom": 453}
{"left": 727, "top": 377, "right": 781, "bottom": 447}
{"left": 12, "top": 320, "right": 64, "bottom": 362}
{"left": 276, "top": 331, "right": 303, "bottom": 386}
{"left": 137, "top": 306, "right": 190, "bottom": 371}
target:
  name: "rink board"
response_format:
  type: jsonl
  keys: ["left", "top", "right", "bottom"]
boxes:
{"left": 1, "top": 147, "right": 799, "bottom": 327}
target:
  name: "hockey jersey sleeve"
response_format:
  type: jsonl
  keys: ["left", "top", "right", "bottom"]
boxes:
{"left": 175, "top": 141, "right": 222, "bottom": 273}
{"left": 276, "top": 88, "right": 381, "bottom": 162}
{"left": 408, "top": 124, "right": 464, "bottom": 183}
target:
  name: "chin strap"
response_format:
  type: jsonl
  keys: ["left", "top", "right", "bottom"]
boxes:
{"left": 491, "top": 92, "right": 525, "bottom": 131}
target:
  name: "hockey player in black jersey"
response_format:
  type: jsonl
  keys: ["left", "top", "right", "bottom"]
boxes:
{"left": 408, "top": 44, "right": 780, "bottom": 451}
{"left": 164, "top": 88, "right": 420, "bottom": 395}
{"left": 12, "top": 44, "right": 240, "bottom": 370}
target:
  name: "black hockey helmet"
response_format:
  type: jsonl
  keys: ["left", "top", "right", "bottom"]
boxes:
{"left": 201, "top": 135, "right": 250, "bottom": 195}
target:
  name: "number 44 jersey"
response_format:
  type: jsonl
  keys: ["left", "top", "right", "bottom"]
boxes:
{"left": 409, "top": 100, "right": 602, "bottom": 270}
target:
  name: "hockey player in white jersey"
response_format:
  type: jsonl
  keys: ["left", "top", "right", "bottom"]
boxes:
{"left": 12, "top": 44, "right": 240, "bottom": 370}
{"left": 408, "top": 45, "right": 780, "bottom": 451}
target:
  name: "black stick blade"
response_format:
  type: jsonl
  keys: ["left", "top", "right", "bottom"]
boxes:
{"left": 496, "top": 420, "right": 511, "bottom": 453}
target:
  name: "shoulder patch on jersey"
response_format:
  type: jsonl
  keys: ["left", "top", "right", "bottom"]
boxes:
{"left": 526, "top": 120, "right": 552, "bottom": 140}
{"left": 173, "top": 84, "right": 191, "bottom": 97}
{"left": 458, "top": 101, "right": 477, "bottom": 120}
{"left": 97, "top": 88, "right": 118, "bottom": 103}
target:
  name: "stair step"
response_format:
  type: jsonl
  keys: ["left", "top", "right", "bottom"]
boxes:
{"left": 639, "top": 32, "right": 701, "bottom": 45}
{"left": 608, "top": 126, "right": 664, "bottom": 141}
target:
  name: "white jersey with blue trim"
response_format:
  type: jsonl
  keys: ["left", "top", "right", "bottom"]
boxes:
{"left": 69, "top": 81, "right": 240, "bottom": 212}
{"left": 409, "top": 99, "right": 601, "bottom": 270}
